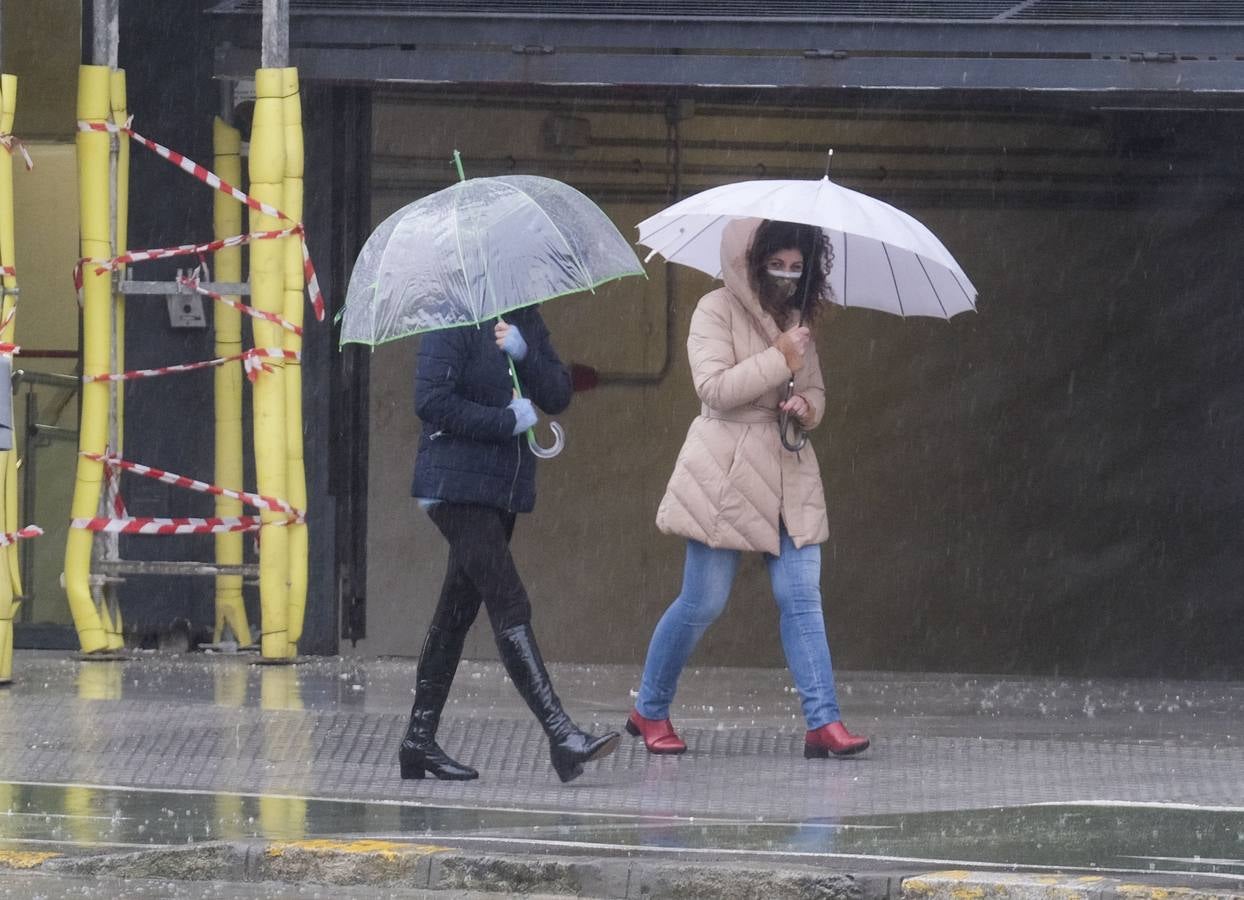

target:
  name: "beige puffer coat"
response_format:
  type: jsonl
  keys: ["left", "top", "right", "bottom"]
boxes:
{"left": 656, "top": 218, "right": 830, "bottom": 555}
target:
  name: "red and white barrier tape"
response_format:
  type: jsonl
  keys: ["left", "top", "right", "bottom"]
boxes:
{"left": 0, "top": 265, "right": 14, "bottom": 277}
{"left": 70, "top": 515, "right": 284, "bottom": 535}
{"left": 82, "top": 453, "right": 300, "bottom": 518}
{"left": 82, "top": 346, "right": 299, "bottom": 384}
{"left": 180, "top": 277, "right": 302, "bottom": 336}
{"left": 0, "top": 525, "right": 43, "bottom": 547}
{"left": 76, "top": 118, "right": 324, "bottom": 321}
{"left": 0, "top": 342, "right": 19, "bottom": 356}
{"left": 0, "top": 133, "right": 34, "bottom": 171}
{"left": 84, "top": 226, "right": 300, "bottom": 275}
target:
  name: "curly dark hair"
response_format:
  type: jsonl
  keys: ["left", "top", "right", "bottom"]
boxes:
{"left": 746, "top": 220, "right": 834, "bottom": 328}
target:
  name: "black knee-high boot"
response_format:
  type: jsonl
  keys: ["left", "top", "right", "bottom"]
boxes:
{"left": 495, "top": 624, "right": 620, "bottom": 783}
{"left": 398, "top": 626, "right": 479, "bottom": 780}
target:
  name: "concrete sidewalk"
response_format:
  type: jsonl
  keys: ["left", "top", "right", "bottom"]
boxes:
{"left": 1, "top": 650, "right": 1242, "bottom": 898}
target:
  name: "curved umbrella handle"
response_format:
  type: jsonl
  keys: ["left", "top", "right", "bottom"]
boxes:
{"left": 779, "top": 411, "right": 807, "bottom": 453}
{"left": 527, "top": 421, "right": 565, "bottom": 459}
{"left": 779, "top": 379, "right": 807, "bottom": 453}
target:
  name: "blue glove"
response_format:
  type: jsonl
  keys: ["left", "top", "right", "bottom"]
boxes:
{"left": 508, "top": 397, "right": 537, "bottom": 435}
{"left": 500, "top": 323, "right": 528, "bottom": 361}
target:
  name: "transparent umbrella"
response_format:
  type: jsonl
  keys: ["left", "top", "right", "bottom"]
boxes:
{"left": 340, "top": 154, "right": 645, "bottom": 457}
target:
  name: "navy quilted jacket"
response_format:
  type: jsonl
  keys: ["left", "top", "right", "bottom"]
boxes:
{"left": 410, "top": 307, "right": 572, "bottom": 513}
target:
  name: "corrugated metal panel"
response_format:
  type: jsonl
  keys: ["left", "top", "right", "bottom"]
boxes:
{"left": 210, "top": 0, "right": 1244, "bottom": 23}
{"left": 1011, "top": 1, "right": 1244, "bottom": 22}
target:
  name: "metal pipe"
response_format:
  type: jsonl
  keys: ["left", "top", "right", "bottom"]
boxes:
{"left": 262, "top": 0, "right": 289, "bottom": 69}
{"left": 92, "top": 0, "right": 119, "bottom": 69}
{"left": 593, "top": 96, "right": 686, "bottom": 387}
{"left": 12, "top": 370, "right": 80, "bottom": 388}
{"left": 18, "top": 390, "right": 34, "bottom": 624}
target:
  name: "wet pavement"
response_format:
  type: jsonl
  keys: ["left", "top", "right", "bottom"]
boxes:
{"left": 1, "top": 651, "right": 1243, "bottom": 893}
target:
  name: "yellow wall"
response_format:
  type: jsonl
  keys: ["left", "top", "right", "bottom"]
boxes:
{"left": 3, "top": 3, "right": 83, "bottom": 625}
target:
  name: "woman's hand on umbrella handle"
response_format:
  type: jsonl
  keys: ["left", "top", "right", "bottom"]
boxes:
{"left": 773, "top": 325, "right": 811, "bottom": 373}
{"left": 779, "top": 392, "right": 811, "bottom": 422}
{"left": 495, "top": 321, "right": 528, "bottom": 361}
{"left": 508, "top": 397, "right": 537, "bottom": 435}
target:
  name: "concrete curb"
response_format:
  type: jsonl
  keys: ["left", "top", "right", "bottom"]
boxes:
{"left": 904, "top": 871, "right": 1244, "bottom": 900}
{"left": 21, "top": 842, "right": 1244, "bottom": 900}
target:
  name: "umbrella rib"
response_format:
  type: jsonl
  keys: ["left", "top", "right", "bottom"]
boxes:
{"left": 952, "top": 270, "right": 978, "bottom": 312}
{"left": 501, "top": 180, "right": 595, "bottom": 289}
{"left": 651, "top": 214, "right": 729, "bottom": 268}
{"left": 450, "top": 185, "right": 480, "bottom": 322}
{"left": 640, "top": 180, "right": 789, "bottom": 244}
{"left": 915, "top": 254, "right": 950, "bottom": 320}
{"left": 881, "top": 242, "right": 905, "bottom": 318}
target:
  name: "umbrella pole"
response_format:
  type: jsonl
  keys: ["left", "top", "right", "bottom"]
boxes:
{"left": 779, "top": 227, "right": 822, "bottom": 453}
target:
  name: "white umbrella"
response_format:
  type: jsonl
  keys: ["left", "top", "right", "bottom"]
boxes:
{"left": 636, "top": 175, "right": 977, "bottom": 319}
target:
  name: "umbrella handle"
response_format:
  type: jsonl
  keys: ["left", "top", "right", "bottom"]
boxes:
{"left": 508, "top": 355, "right": 566, "bottom": 460}
{"left": 527, "top": 421, "right": 565, "bottom": 459}
{"left": 779, "top": 380, "right": 807, "bottom": 453}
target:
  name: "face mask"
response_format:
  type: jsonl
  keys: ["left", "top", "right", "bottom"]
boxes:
{"left": 765, "top": 268, "right": 801, "bottom": 301}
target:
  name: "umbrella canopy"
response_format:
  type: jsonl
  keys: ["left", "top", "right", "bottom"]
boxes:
{"left": 340, "top": 174, "right": 645, "bottom": 346}
{"left": 636, "top": 177, "right": 977, "bottom": 319}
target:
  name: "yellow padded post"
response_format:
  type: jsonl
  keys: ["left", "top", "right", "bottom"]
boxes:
{"left": 212, "top": 117, "right": 251, "bottom": 647}
{"left": 249, "top": 68, "right": 291, "bottom": 660}
{"left": 103, "top": 69, "right": 129, "bottom": 650}
{"left": 280, "top": 67, "right": 307, "bottom": 657}
{"left": 64, "top": 65, "right": 113, "bottom": 654}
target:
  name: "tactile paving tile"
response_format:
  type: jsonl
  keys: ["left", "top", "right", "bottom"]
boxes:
{"left": 5, "top": 693, "right": 1244, "bottom": 820}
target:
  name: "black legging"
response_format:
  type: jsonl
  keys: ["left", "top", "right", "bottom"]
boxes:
{"left": 425, "top": 502, "right": 533, "bottom": 638}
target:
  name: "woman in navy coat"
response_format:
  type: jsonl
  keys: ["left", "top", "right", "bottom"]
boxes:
{"left": 398, "top": 307, "right": 619, "bottom": 783}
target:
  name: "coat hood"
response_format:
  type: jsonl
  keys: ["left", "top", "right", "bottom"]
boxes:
{"left": 719, "top": 217, "right": 780, "bottom": 342}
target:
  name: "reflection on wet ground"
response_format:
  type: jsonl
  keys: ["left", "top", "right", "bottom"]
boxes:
{"left": 2, "top": 651, "right": 1244, "bottom": 885}
{"left": 3, "top": 782, "right": 1242, "bottom": 883}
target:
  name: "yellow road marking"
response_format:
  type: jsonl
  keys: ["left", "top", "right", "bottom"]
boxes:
{"left": 265, "top": 839, "right": 450, "bottom": 861}
{"left": 0, "top": 849, "right": 62, "bottom": 869}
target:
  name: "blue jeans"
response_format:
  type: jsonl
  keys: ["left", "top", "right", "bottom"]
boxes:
{"left": 636, "top": 528, "right": 841, "bottom": 730}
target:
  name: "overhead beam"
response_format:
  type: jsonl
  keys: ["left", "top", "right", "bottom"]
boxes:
{"left": 209, "top": 11, "right": 1244, "bottom": 58}
{"left": 215, "top": 44, "right": 1244, "bottom": 97}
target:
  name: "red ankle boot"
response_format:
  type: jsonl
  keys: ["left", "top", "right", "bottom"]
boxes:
{"left": 625, "top": 709, "right": 687, "bottom": 755}
{"left": 804, "top": 721, "right": 870, "bottom": 758}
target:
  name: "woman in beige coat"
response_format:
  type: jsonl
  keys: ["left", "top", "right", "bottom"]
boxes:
{"left": 626, "top": 218, "right": 869, "bottom": 759}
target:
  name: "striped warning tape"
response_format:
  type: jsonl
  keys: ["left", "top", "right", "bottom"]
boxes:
{"left": 76, "top": 118, "right": 324, "bottom": 321}
{"left": 0, "top": 265, "right": 14, "bottom": 277}
{"left": 85, "top": 226, "right": 299, "bottom": 274}
{"left": 0, "top": 526, "right": 43, "bottom": 547}
{"left": 71, "top": 515, "right": 278, "bottom": 535}
{"left": 83, "top": 453, "right": 301, "bottom": 517}
{"left": 0, "top": 342, "right": 19, "bottom": 356}
{"left": 82, "top": 346, "right": 299, "bottom": 384}
{"left": 0, "top": 133, "right": 34, "bottom": 171}
{"left": 179, "top": 277, "right": 302, "bottom": 336}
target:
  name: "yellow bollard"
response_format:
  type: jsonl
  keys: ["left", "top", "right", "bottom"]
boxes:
{"left": 103, "top": 69, "right": 129, "bottom": 651}
{"left": 212, "top": 117, "right": 252, "bottom": 647}
{"left": 280, "top": 68, "right": 307, "bottom": 657}
{"left": 250, "top": 68, "right": 291, "bottom": 660}
{"left": 0, "top": 74, "right": 19, "bottom": 682}
{"left": 64, "top": 64, "right": 114, "bottom": 654}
